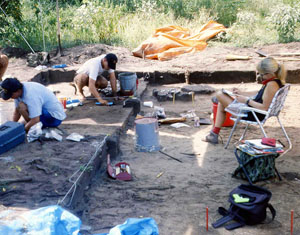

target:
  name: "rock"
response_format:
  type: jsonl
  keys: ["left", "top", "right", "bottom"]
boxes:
{"left": 26, "top": 52, "right": 50, "bottom": 67}
{"left": 181, "top": 84, "right": 216, "bottom": 94}
{"left": 1, "top": 46, "right": 28, "bottom": 58}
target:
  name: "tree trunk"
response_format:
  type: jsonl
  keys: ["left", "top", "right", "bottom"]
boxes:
{"left": 56, "top": 0, "right": 63, "bottom": 56}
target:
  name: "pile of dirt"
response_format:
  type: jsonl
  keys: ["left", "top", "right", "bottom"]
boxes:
{"left": 3, "top": 42, "right": 300, "bottom": 82}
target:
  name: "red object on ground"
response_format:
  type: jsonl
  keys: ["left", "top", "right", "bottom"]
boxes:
{"left": 206, "top": 207, "right": 209, "bottom": 231}
{"left": 212, "top": 102, "right": 234, "bottom": 127}
{"left": 107, "top": 154, "right": 132, "bottom": 181}
{"left": 291, "top": 210, "right": 294, "bottom": 235}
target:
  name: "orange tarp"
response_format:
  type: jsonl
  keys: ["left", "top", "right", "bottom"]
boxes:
{"left": 132, "top": 21, "right": 226, "bottom": 61}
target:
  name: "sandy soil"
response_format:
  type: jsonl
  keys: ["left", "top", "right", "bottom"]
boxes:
{"left": 1, "top": 43, "right": 300, "bottom": 234}
{"left": 3, "top": 42, "right": 300, "bottom": 83}
{"left": 82, "top": 82, "right": 300, "bottom": 235}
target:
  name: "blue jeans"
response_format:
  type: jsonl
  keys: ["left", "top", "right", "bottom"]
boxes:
{"left": 40, "top": 108, "right": 62, "bottom": 127}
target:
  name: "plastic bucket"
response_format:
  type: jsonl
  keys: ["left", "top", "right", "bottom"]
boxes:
{"left": 213, "top": 102, "right": 234, "bottom": 127}
{"left": 135, "top": 118, "right": 160, "bottom": 152}
{"left": 118, "top": 72, "right": 137, "bottom": 96}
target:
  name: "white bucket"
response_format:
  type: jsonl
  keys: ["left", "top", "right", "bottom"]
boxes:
{"left": 135, "top": 118, "right": 160, "bottom": 152}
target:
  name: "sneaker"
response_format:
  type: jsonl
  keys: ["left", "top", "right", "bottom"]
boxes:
{"left": 203, "top": 131, "right": 219, "bottom": 144}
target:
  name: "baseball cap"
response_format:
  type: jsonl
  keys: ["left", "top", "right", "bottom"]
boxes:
{"left": 105, "top": 53, "right": 118, "bottom": 70}
{"left": 0, "top": 78, "right": 23, "bottom": 100}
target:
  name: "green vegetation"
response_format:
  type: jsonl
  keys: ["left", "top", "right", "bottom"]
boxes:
{"left": 0, "top": 0, "right": 300, "bottom": 52}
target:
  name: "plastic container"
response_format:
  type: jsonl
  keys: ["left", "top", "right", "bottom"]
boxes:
{"left": 0, "top": 121, "right": 26, "bottom": 155}
{"left": 59, "top": 97, "right": 67, "bottom": 109}
{"left": 135, "top": 118, "right": 160, "bottom": 152}
{"left": 52, "top": 64, "right": 67, "bottom": 69}
{"left": 118, "top": 72, "right": 137, "bottom": 96}
{"left": 213, "top": 102, "right": 234, "bottom": 127}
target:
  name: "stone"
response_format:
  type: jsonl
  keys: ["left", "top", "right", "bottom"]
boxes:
{"left": 181, "top": 84, "right": 216, "bottom": 94}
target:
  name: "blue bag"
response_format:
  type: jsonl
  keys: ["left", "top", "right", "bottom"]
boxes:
{"left": 96, "top": 218, "right": 159, "bottom": 235}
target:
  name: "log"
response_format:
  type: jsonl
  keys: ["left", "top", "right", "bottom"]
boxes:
{"left": 158, "top": 117, "right": 186, "bottom": 124}
{"left": 226, "top": 54, "right": 252, "bottom": 61}
{"left": 0, "top": 177, "right": 32, "bottom": 185}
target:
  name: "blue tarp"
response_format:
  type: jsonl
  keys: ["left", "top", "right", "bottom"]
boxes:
{"left": 0, "top": 205, "right": 159, "bottom": 235}
{"left": 0, "top": 205, "right": 81, "bottom": 235}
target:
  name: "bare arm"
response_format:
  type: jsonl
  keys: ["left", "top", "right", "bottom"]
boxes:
{"left": 232, "top": 88, "right": 257, "bottom": 97}
{"left": 0, "top": 55, "right": 9, "bottom": 81}
{"left": 13, "top": 108, "right": 21, "bottom": 122}
{"left": 88, "top": 78, "right": 108, "bottom": 105}
{"left": 109, "top": 72, "right": 117, "bottom": 96}
{"left": 25, "top": 116, "right": 40, "bottom": 133}
{"left": 235, "top": 82, "right": 279, "bottom": 110}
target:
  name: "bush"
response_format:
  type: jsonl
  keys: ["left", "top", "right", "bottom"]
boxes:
{"left": 269, "top": 4, "right": 300, "bottom": 42}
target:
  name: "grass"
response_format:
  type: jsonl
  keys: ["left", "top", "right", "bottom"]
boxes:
{"left": 0, "top": 0, "right": 300, "bottom": 52}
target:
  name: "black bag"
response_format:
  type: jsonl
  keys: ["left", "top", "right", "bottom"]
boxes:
{"left": 212, "top": 184, "right": 276, "bottom": 230}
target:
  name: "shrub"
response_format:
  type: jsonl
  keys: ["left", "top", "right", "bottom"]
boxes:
{"left": 269, "top": 4, "right": 300, "bottom": 42}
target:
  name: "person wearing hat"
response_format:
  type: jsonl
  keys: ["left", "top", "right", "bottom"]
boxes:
{"left": 0, "top": 54, "right": 9, "bottom": 81}
{"left": 0, "top": 78, "right": 66, "bottom": 132}
{"left": 71, "top": 53, "right": 118, "bottom": 105}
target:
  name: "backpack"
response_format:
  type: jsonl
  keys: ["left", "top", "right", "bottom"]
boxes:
{"left": 212, "top": 184, "right": 276, "bottom": 230}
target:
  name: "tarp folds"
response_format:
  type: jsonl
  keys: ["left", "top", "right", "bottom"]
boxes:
{"left": 132, "top": 21, "right": 226, "bottom": 61}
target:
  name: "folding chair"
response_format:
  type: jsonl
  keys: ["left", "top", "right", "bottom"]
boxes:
{"left": 224, "top": 84, "right": 292, "bottom": 155}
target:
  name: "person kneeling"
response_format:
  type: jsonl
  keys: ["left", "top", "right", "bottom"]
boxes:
{"left": 0, "top": 78, "right": 66, "bottom": 132}
{"left": 203, "top": 57, "right": 286, "bottom": 144}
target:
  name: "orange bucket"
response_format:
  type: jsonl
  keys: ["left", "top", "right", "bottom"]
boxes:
{"left": 212, "top": 103, "right": 234, "bottom": 127}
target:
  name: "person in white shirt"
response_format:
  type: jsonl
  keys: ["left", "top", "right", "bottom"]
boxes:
{"left": 72, "top": 53, "right": 118, "bottom": 105}
{"left": 0, "top": 78, "right": 66, "bottom": 132}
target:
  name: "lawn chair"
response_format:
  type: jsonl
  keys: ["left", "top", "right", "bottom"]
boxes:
{"left": 224, "top": 84, "right": 292, "bottom": 155}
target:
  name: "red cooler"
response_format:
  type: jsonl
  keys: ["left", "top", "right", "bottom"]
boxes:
{"left": 213, "top": 103, "right": 234, "bottom": 127}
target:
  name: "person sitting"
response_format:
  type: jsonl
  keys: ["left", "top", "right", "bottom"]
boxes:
{"left": 0, "top": 78, "right": 66, "bottom": 132}
{"left": 0, "top": 54, "right": 9, "bottom": 82}
{"left": 71, "top": 53, "right": 118, "bottom": 105}
{"left": 204, "top": 57, "right": 286, "bottom": 144}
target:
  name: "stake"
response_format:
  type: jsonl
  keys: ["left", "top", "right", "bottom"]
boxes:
{"left": 173, "top": 93, "right": 175, "bottom": 104}
{"left": 291, "top": 210, "right": 294, "bottom": 235}
{"left": 159, "top": 150, "right": 182, "bottom": 163}
{"left": 192, "top": 92, "right": 195, "bottom": 106}
{"left": 206, "top": 207, "right": 209, "bottom": 231}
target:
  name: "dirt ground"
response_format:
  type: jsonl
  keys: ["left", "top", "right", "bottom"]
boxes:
{"left": 81, "top": 82, "right": 300, "bottom": 235}
{"left": 3, "top": 42, "right": 300, "bottom": 83}
{"left": 1, "top": 43, "right": 300, "bottom": 234}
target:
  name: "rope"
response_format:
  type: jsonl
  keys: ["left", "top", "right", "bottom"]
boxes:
{"left": 57, "top": 135, "right": 108, "bottom": 206}
{"left": 0, "top": 6, "right": 35, "bottom": 54}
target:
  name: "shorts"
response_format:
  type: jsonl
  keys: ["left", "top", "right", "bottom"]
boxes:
{"left": 242, "top": 111, "right": 265, "bottom": 122}
{"left": 40, "top": 108, "right": 62, "bottom": 128}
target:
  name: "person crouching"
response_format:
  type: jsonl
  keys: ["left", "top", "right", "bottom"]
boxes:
{"left": 0, "top": 78, "right": 66, "bottom": 132}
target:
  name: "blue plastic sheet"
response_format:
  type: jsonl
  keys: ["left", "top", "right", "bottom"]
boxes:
{"left": 0, "top": 205, "right": 81, "bottom": 235}
{"left": 95, "top": 218, "right": 159, "bottom": 235}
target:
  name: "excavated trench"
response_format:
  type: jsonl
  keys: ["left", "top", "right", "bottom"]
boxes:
{"left": 1, "top": 66, "right": 299, "bottom": 228}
